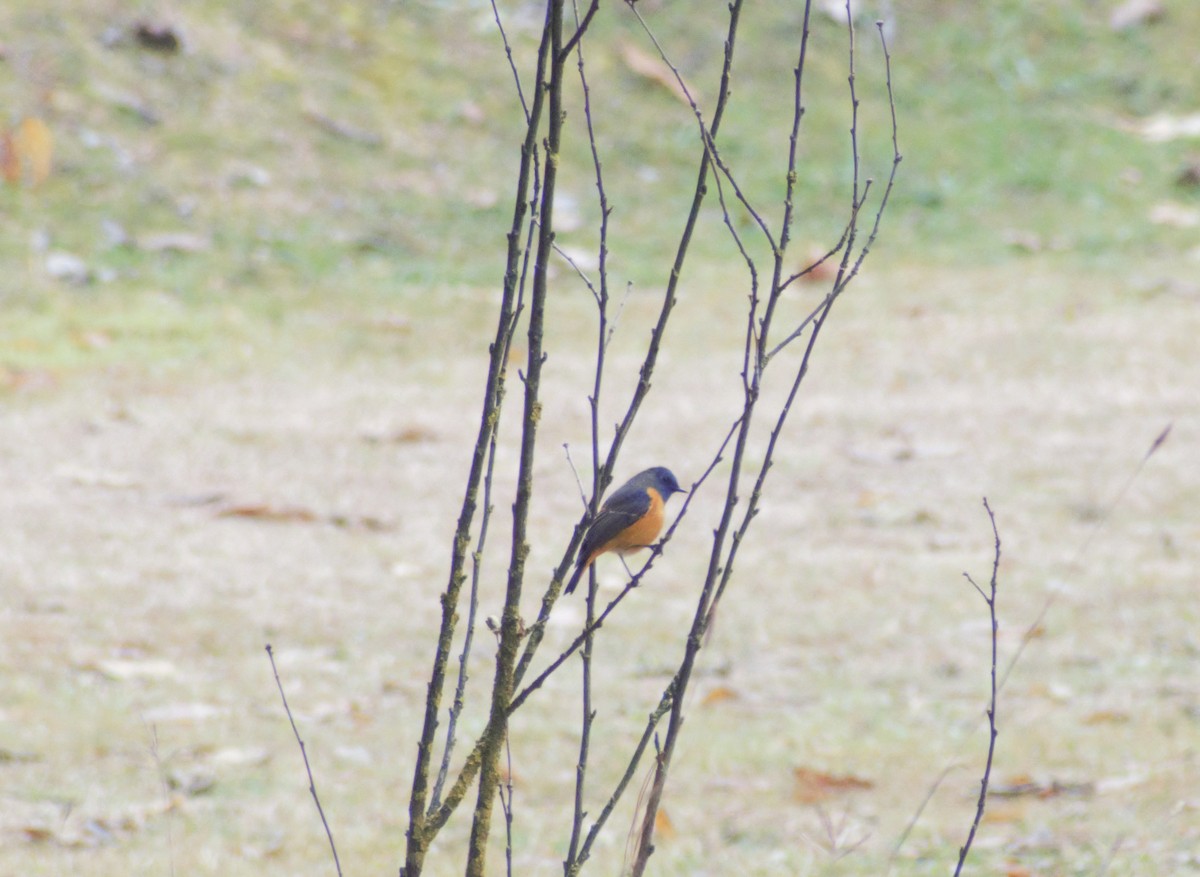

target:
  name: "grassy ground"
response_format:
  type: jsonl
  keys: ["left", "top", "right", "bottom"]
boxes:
{"left": 2, "top": 1, "right": 1198, "bottom": 875}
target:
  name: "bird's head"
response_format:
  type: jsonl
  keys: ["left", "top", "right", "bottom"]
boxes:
{"left": 646, "top": 467, "right": 684, "bottom": 499}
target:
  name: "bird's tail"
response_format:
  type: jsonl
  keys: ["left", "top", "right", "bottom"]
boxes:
{"left": 564, "top": 560, "right": 587, "bottom": 595}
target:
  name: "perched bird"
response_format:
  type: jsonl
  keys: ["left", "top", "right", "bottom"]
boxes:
{"left": 565, "top": 467, "right": 684, "bottom": 595}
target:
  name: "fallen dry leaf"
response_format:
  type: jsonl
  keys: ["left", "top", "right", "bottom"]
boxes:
{"left": 217, "top": 503, "right": 319, "bottom": 523}
{"left": 392, "top": 425, "right": 438, "bottom": 444}
{"left": 990, "top": 776, "right": 1095, "bottom": 799}
{"left": 654, "top": 807, "right": 676, "bottom": 840}
{"left": 792, "top": 766, "right": 873, "bottom": 804}
{"left": 980, "top": 802, "right": 1027, "bottom": 824}
{"left": 1083, "top": 710, "right": 1131, "bottom": 725}
{"left": 700, "top": 685, "right": 740, "bottom": 706}
{"left": 619, "top": 42, "right": 695, "bottom": 107}
{"left": 13, "top": 116, "right": 53, "bottom": 185}
{"left": 796, "top": 245, "right": 840, "bottom": 283}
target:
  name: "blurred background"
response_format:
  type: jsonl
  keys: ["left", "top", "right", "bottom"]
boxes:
{"left": 1, "top": 1, "right": 1197, "bottom": 875}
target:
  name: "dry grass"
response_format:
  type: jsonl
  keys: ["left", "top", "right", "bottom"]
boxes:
{"left": 1, "top": 254, "right": 1196, "bottom": 875}
{"left": 3, "top": 0, "right": 1199, "bottom": 873}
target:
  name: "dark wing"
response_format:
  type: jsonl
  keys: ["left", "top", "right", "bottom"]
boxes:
{"left": 578, "top": 488, "right": 652, "bottom": 561}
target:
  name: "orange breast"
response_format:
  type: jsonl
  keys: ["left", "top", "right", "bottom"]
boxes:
{"left": 594, "top": 488, "right": 665, "bottom": 558}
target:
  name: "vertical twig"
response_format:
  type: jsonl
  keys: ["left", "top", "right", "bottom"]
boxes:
{"left": 892, "top": 427, "right": 1169, "bottom": 864}
{"left": 954, "top": 499, "right": 1001, "bottom": 876}
{"left": 429, "top": 422, "right": 501, "bottom": 812}
{"left": 401, "top": 2, "right": 559, "bottom": 872}
{"left": 499, "top": 733, "right": 516, "bottom": 877}
{"left": 266, "top": 644, "right": 343, "bottom": 877}
{"left": 465, "top": 0, "right": 576, "bottom": 871}
{"left": 566, "top": 1, "right": 609, "bottom": 866}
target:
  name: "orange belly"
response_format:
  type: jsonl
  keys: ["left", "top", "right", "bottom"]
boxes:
{"left": 587, "top": 488, "right": 665, "bottom": 563}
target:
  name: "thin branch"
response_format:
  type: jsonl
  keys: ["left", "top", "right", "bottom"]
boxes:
{"left": 953, "top": 499, "right": 1001, "bottom": 877}
{"left": 626, "top": 3, "right": 777, "bottom": 256}
{"left": 499, "top": 733, "right": 515, "bottom": 877}
{"left": 767, "top": 18, "right": 902, "bottom": 361}
{"left": 570, "top": 687, "right": 675, "bottom": 873}
{"left": 559, "top": 0, "right": 599, "bottom": 61}
{"left": 629, "top": 5, "right": 904, "bottom": 872}
{"left": 777, "top": 223, "right": 850, "bottom": 293}
{"left": 266, "top": 644, "right": 343, "bottom": 877}
{"left": 490, "top": 0, "right": 529, "bottom": 121}
{"left": 566, "top": 9, "right": 607, "bottom": 867}
{"left": 565, "top": 571, "right": 598, "bottom": 871}
{"left": 887, "top": 764, "right": 960, "bottom": 872}
{"left": 511, "top": 426, "right": 735, "bottom": 710}
{"left": 998, "top": 422, "right": 1171, "bottom": 692}
{"left": 403, "top": 2, "right": 556, "bottom": 868}
{"left": 464, "top": 0, "right": 572, "bottom": 867}
{"left": 429, "top": 418, "right": 501, "bottom": 812}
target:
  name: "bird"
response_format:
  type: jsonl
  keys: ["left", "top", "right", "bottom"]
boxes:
{"left": 564, "top": 467, "right": 684, "bottom": 595}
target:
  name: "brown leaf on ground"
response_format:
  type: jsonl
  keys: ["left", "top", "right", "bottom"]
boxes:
{"left": 792, "top": 766, "right": 873, "bottom": 803}
{"left": 619, "top": 42, "right": 695, "bottom": 107}
{"left": 654, "top": 808, "right": 676, "bottom": 840}
{"left": 980, "top": 802, "right": 1027, "bottom": 824}
{"left": 1083, "top": 710, "right": 1131, "bottom": 725}
{"left": 217, "top": 504, "right": 319, "bottom": 523}
{"left": 990, "top": 776, "right": 1095, "bottom": 799}
{"left": 796, "top": 246, "right": 840, "bottom": 283}
{"left": 391, "top": 425, "right": 438, "bottom": 444}
{"left": 13, "top": 117, "right": 53, "bottom": 185}
{"left": 700, "top": 685, "right": 740, "bottom": 706}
